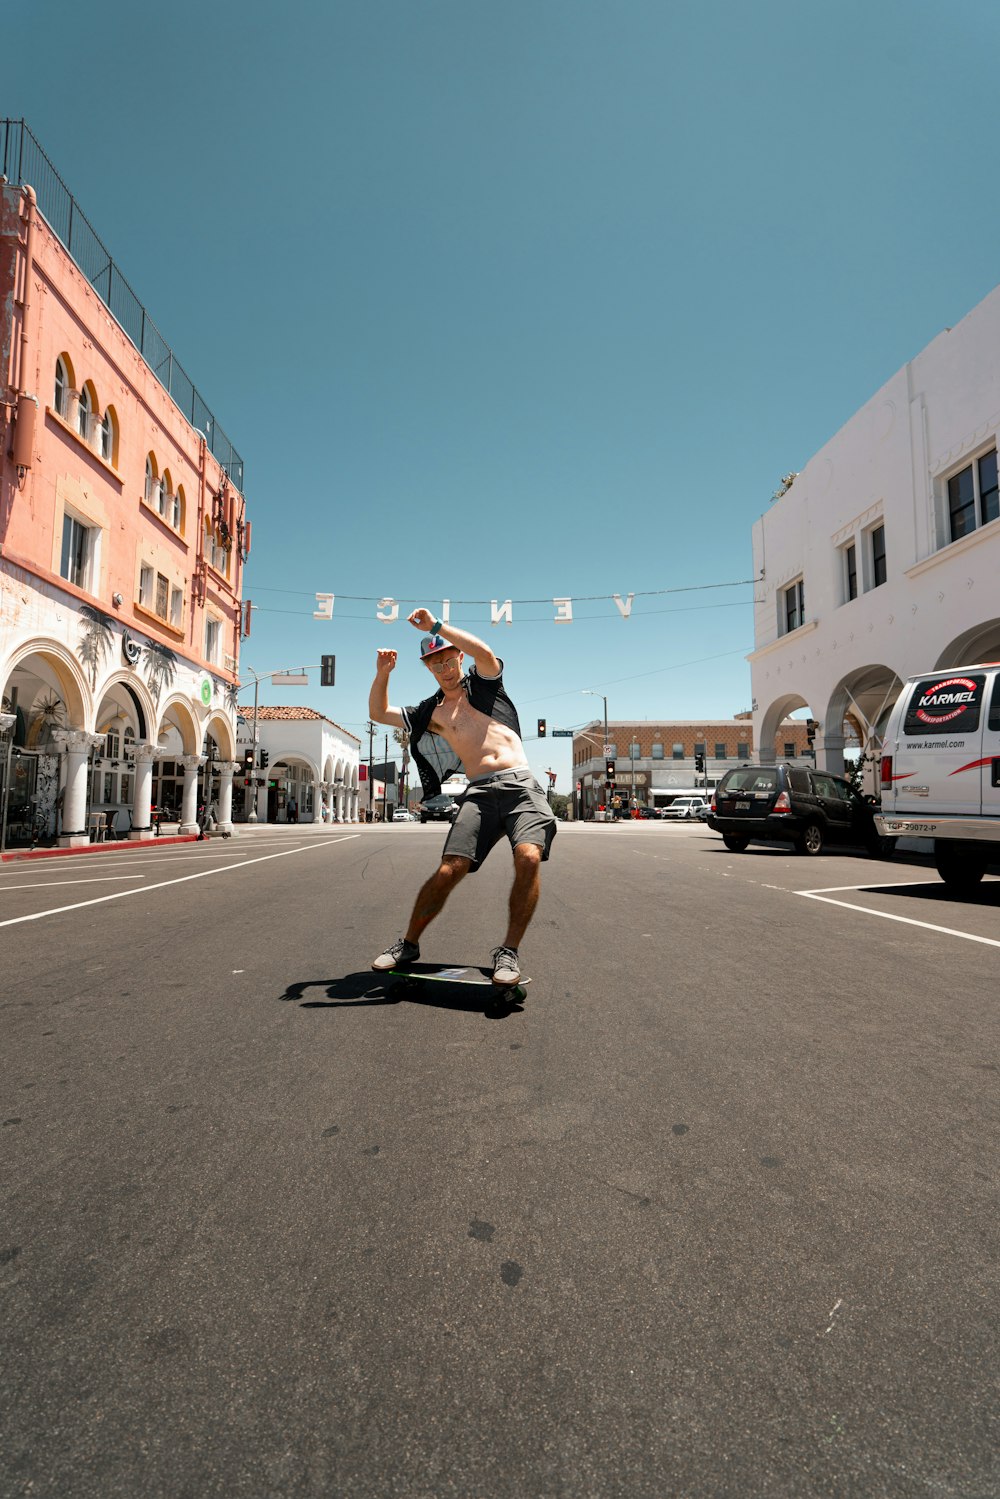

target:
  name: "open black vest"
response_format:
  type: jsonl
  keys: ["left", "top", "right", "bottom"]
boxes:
{"left": 403, "top": 663, "right": 522, "bottom": 802}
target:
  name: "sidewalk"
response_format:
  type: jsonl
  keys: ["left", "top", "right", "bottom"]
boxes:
{"left": 0, "top": 819, "right": 368, "bottom": 863}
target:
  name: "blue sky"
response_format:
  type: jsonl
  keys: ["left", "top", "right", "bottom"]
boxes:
{"left": 10, "top": 0, "right": 1000, "bottom": 789}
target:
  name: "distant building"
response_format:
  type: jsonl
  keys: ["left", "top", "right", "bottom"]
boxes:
{"left": 243, "top": 708, "right": 361, "bottom": 823}
{"left": 0, "top": 122, "right": 248, "bottom": 846}
{"left": 572, "top": 717, "right": 813, "bottom": 816}
{"left": 750, "top": 280, "right": 1000, "bottom": 792}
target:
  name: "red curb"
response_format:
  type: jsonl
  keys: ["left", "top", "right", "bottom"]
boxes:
{"left": 1, "top": 835, "right": 201, "bottom": 863}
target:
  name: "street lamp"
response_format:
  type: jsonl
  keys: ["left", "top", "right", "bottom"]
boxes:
{"left": 582, "top": 690, "right": 609, "bottom": 820}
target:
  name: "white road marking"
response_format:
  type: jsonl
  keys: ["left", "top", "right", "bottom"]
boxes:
{"left": 0, "top": 836, "right": 360, "bottom": 929}
{"left": 796, "top": 881, "right": 1000, "bottom": 950}
{"left": 0, "top": 875, "right": 146, "bottom": 890}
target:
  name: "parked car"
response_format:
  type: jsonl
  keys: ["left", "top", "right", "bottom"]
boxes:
{"left": 392, "top": 808, "right": 416, "bottom": 823}
{"left": 630, "top": 806, "right": 658, "bottom": 819}
{"left": 694, "top": 802, "right": 713, "bottom": 821}
{"left": 420, "top": 795, "right": 459, "bottom": 824}
{"left": 662, "top": 795, "right": 710, "bottom": 820}
{"left": 708, "top": 764, "right": 895, "bottom": 858}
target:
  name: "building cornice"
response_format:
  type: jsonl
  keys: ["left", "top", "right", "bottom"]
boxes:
{"left": 746, "top": 618, "right": 819, "bottom": 663}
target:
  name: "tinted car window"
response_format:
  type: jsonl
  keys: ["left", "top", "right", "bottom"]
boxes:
{"left": 719, "top": 768, "right": 777, "bottom": 795}
{"left": 990, "top": 674, "right": 1000, "bottom": 733}
{"left": 788, "top": 768, "right": 811, "bottom": 792}
{"left": 902, "top": 674, "right": 985, "bottom": 736}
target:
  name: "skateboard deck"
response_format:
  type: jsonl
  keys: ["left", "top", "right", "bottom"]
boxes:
{"left": 389, "top": 962, "right": 530, "bottom": 999}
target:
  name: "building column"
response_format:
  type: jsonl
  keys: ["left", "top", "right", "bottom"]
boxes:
{"left": 52, "top": 729, "right": 102, "bottom": 847}
{"left": 216, "top": 761, "right": 239, "bottom": 834}
{"left": 179, "top": 754, "right": 206, "bottom": 834}
{"left": 129, "top": 741, "right": 158, "bottom": 840}
{"left": 816, "top": 731, "right": 846, "bottom": 777}
{"left": 314, "top": 782, "right": 327, "bottom": 824}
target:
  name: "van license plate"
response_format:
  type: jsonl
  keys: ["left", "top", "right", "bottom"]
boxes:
{"left": 735, "top": 800, "right": 750, "bottom": 810}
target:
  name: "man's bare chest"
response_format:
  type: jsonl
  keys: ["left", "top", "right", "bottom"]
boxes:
{"left": 431, "top": 695, "right": 489, "bottom": 743}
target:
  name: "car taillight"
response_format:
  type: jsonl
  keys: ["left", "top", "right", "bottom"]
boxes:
{"left": 881, "top": 755, "right": 892, "bottom": 787}
{"left": 773, "top": 790, "right": 792, "bottom": 814}
{"left": 710, "top": 797, "right": 716, "bottom": 813}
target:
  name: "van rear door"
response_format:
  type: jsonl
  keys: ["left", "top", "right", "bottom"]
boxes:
{"left": 891, "top": 672, "right": 986, "bottom": 816}
{"left": 983, "top": 670, "right": 1000, "bottom": 820}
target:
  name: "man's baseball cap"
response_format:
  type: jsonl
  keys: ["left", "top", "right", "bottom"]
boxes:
{"left": 420, "top": 633, "right": 452, "bottom": 659}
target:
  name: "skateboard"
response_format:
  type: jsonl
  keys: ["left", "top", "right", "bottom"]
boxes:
{"left": 388, "top": 962, "right": 530, "bottom": 1002}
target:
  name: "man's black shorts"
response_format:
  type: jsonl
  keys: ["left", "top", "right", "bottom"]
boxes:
{"left": 443, "top": 767, "right": 558, "bottom": 872}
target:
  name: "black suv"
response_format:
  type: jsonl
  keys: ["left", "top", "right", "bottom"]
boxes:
{"left": 419, "top": 795, "right": 459, "bottom": 824}
{"left": 707, "top": 764, "right": 895, "bottom": 858}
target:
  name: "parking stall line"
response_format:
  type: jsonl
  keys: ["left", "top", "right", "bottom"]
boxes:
{"left": 0, "top": 835, "right": 360, "bottom": 929}
{"left": 796, "top": 883, "right": 1000, "bottom": 950}
{"left": 1, "top": 875, "right": 147, "bottom": 890}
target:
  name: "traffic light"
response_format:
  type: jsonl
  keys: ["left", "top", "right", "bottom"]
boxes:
{"left": 244, "top": 748, "right": 255, "bottom": 769}
{"left": 806, "top": 718, "right": 818, "bottom": 746}
{"left": 321, "top": 655, "right": 336, "bottom": 687}
{"left": 259, "top": 750, "right": 269, "bottom": 769}
{"left": 605, "top": 758, "right": 616, "bottom": 780}
{"left": 537, "top": 718, "right": 547, "bottom": 738}
{"left": 694, "top": 753, "right": 705, "bottom": 773}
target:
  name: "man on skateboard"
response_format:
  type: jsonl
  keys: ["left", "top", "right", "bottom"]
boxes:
{"left": 368, "top": 608, "right": 557, "bottom": 985}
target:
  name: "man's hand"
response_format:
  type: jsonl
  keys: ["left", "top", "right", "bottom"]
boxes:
{"left": 376, "top": 648, "right": 397, "bottom": 674}
{"left": 408, "top": 608, "right": 436, "bottom": 632}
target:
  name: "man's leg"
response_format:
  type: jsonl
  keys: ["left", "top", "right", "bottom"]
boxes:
{"left": 502, "top": 842, "right": 543, "bottom": 949}
{"left": 404, "top": 855, "right": 471, "bottom": 943}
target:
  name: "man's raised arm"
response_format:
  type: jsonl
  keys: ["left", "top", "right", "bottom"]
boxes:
{"left": 407, "top": 608, "right": 501, "bottom": 677}
{"left": 369, "top": 649, "right": 406, "bottom": 729}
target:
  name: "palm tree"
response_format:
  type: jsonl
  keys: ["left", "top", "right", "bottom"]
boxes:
{"left": 143, "top": 642, "right": 178, "bottom": 707}
{"left": 78, "top": 605, "right": 116, "bottom": 690}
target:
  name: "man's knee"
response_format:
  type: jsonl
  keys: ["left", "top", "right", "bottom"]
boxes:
{"left": 513, "top": 842, "right": 543, "bottom": 872}
{"left": 437, "top": 854, "right": 471, "bottom": 884}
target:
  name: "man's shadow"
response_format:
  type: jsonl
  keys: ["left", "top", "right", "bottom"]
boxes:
{"left": 279, "top": 970, "right": 523, "bottom": 1021}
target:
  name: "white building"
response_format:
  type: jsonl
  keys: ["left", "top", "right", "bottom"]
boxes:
{"left": 238, "top": 708, "right": 361, "bottom": 823}
{"left": 750, "top": 282, "right": 1000, "bottom": 787}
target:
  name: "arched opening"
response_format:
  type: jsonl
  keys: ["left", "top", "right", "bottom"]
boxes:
{"left": 1, "top": 642, "right": 90, "bottom": 847}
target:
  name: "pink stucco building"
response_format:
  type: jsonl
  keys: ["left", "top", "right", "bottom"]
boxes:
{"left": 0, "top": 122, "right": 250, "bottom": 846}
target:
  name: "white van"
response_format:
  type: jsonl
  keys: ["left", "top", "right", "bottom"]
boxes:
{"left": 875, "top": 662, "right": 1000, "bottom": 890}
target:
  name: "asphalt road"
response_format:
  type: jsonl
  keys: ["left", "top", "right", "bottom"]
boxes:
{"left": 2, "top": 822, "right": 997, "bottom": 1499}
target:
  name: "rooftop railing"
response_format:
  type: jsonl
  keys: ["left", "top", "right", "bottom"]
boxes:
{"left": 1, "top": 119, "right": 244, "bottom": 490}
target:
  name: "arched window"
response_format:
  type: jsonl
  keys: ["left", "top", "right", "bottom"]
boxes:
{"left": 145, "top": 454, "right": 157, "bottom": 504}
{"left": 78, "top": 383, "right": 92, "bottom": 440}
{"left": 54, "top": 356, "right": 69, "bottom": 417}
{"left": 100, "top": 407, "right": 118, "bottom": 466}
{"left": 173, "top": 484, "right": 185, "bottom": 532}
{"left": 160, "top": 469, "right": 173, "bottom": 520}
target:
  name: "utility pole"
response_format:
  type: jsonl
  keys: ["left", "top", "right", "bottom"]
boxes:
{"left": 366, "top": 720, "right": 375, "bottom": 822}
{"left": 384, "top": 732, "right": 389, "bottom": 821}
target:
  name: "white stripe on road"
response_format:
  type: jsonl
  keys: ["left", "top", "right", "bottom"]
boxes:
{"left": 0, "top": 875, "right": 147, "bottom": 889}
{"left": 796, "top": 882, "right": 1000, "bottom": 949}
{"left": 0, "top": 836, "right": 360, "bottom": 928}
